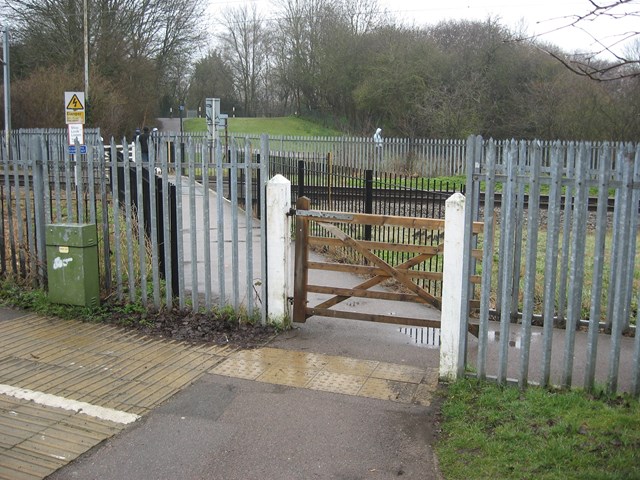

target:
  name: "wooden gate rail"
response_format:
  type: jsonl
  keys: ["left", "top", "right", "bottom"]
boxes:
{"left": 293, "top": 196, "right": 483, "bottom": 328}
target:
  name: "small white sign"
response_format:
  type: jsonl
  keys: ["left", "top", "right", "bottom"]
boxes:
{"left": 68, "top": 123, "right": 84, "bottom": 146}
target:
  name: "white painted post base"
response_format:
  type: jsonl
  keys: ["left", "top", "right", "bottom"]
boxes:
{"left": 266, "top": 175, "right": 292, "bottom": 326}
{"left": 440, "top": 193, "right": 466, "bottom": 382}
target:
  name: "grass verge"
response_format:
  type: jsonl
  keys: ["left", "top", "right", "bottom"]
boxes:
{"left": 183, "top": 116, "right": 344, "bottom": 137}
{"left": 436, "top": 378, "right": 640, "bottom": 480}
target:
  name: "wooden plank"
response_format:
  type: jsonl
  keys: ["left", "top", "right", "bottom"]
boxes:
{"left": 309, "top": 261, "right": 438, "bottom": 278}
{"left": 306, "top": 307, "right": 443, "bottom": 328}
{"left": 298, "top": 209, "right": 484, "bottom": 233}
{"left": 317, "top": 221, "right": 442, "bottom": 309}
{"left": 312, "top": 252, "right": 437, "bottom": 310}
{"left": 298, "top": 210, "right": 444, "bottom": 229}
{"left": 308, "top": 236, "right": 444, "bottom": 254}
{"left": 471, "top": 249, "right": 483, "bottom": 260}
{"left": 308, "top": 284, "right": 431, "bottom": 304}
{"left": 310, "top": 238, "right": 483, "bottom": 260}
{"left": 314, "top": 276, "right": 385, "bottom": 310}
{"left": 308, "top": 261, "right": 484, "bottom": 284}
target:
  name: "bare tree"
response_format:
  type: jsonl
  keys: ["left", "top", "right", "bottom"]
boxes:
{"left": 3, "top": 0, "right": 207, "bottom": 134}
{"left": 519, "top": 0, "right": 640, "bottom": 80}
{"left": 218, "top": 4, "right": 270, "bottom": 116}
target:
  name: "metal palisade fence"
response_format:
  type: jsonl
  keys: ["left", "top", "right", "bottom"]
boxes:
{"left": 1, "top": 129, "right": 269, "bottom": 323}
{"left": 238, "top": 134, "right": 467, "bottom": 177}
{"left": 461, "top": 135, "right": 640, "bottom": 396}
{"left": 3, "top": 128, "right": 640, "bottom": 396}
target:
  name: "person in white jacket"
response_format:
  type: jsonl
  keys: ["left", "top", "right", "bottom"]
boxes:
{"left": 373, "top": 127, "right": 382, "bottom": 148}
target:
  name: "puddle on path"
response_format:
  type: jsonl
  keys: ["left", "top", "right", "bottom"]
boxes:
{"left": 399, "top": 327, "right": 543, "bottom": 349}
{"left": 487, "top": 330, "right": 543, "bottom": 349}
{"left": 399, "top": 327, "right": 440, "bottom": 348}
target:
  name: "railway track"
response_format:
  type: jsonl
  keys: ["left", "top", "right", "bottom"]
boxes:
{"left": 0, "top": 174, "right": 619, "bottom": 213}
{"left": 286, "top": 185, "right": 617, "bottom": 213}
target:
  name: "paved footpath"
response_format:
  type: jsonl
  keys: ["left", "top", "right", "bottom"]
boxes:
{"left": 0, "top": 308, "right": 443, "bottom": 480}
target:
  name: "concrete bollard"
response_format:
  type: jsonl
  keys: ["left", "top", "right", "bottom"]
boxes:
{"left": 266, "top": 175, "right": 292, "bottom": 326}
{"left": 440, "top": 192, "right": 466, "bottom": 382}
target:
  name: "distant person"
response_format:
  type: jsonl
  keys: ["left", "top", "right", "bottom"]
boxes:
{"left": 151, "top": 127, "right": 159, "bottom": 151}
{"left": 139, "top": 126, "right": 150, "bottom": 161}
{"left": 151, "top": 128, "right": 162, "bottom": 174}
{"left": 373, "top": 127, "right": 383, "bottom": 148}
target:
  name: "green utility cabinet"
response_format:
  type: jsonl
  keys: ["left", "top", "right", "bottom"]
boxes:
{"left": 45, "top": 223, "right": 100, "bottom": 307}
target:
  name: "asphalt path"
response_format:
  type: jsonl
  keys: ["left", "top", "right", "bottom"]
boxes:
{"left": 49, "top": 368, "right": 442, "bottom": 480}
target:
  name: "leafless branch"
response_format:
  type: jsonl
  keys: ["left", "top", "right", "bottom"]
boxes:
{"left": 513, "top": 0, "right": 640, "bottom": 80}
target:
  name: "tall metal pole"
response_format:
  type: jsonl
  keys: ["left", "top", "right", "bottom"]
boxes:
{"left": 83, "top": 0, "right": 89, "bottom": 113}
{"left": 3, "top": 28, "right": 10, "bottom": 158}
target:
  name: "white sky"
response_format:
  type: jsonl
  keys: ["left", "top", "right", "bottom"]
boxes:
{"left": 206, "top": 0, "right": 640, "bottom": 57}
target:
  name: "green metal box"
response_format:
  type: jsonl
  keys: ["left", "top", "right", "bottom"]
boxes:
{"left": 45, "top": 223, "right": 100, "bottom": 307}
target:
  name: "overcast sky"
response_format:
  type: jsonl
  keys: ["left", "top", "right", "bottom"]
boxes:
{"left": 206, "top": 0, "right": 639, "bottom": 57}
{"left": 376, "top": 0, "right": 638, "bottom": 55}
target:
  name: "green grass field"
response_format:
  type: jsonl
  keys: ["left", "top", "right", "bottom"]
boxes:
{"left": 437, "top": 379, "right": 640, "bottom": 479}
{"left": 183, "top": 116, "right": 344, "bottom": 137}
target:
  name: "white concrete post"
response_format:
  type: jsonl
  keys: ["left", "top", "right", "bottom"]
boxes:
{"left": 266, "top": 175, "right": 292, "bottom": 326}
{"left": 440, "top": 192, "right": 466, "bottom": 382}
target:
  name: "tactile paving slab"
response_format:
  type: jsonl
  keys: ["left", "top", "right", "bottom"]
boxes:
{"left": 0, "top": 314, "right": 440, "bottom": 479}
{"left": 210, "top": 347, "right": 439, "bottom": 405}
{"left": 0, "top": 314, "right": 232, "bottom": 479}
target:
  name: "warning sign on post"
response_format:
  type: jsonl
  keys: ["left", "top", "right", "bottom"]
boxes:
{"left": 68, "top": 123, "right": 84, "bottom": 146}
{"left": 65, "top": 91, "right": 85, "bottom": 124}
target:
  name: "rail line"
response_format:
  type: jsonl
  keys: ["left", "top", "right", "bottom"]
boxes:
{"left": 0, "top": 173, "right": 619, "bottom": 213}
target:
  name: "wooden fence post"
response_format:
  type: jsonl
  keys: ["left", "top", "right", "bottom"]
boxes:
{"left": 293, "top": 196, "right": 310, "bottom": 323}
{"left": 440, "top": 192, "right": 466, "bottom": 382}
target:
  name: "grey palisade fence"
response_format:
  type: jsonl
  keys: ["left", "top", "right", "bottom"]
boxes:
{"left": 461, "top": 135, "right": 640, "bottom": 396}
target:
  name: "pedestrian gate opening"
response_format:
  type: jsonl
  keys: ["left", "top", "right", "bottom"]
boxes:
{"left": 293, "top": 197, "right": 482, "bottom": 333}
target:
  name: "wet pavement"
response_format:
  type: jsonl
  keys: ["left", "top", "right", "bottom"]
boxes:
{"left": 0, "top": 309, "right": 442, "bottom": 479}
{"left": 0, "top": 311, "right": 234, "bottom": 479}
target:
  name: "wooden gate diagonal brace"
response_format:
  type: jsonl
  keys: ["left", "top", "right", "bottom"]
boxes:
{"left": 316, "top": 221, "right": 442, "bottom": 309}
{"left": 313, "top": 252, "right": 437, "bottom": 310}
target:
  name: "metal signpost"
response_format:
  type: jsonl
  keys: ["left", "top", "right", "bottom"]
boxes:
{"left": 65, "top": 91, "right": 86, "bottom": 155}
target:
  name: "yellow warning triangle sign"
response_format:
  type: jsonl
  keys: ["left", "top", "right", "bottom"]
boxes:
{"left": 66, "top": 94, "right": 84, "bottom": 110}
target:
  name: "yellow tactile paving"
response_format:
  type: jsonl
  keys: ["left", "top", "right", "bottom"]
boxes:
{"left": 211, "top": 347, "right": 439, "bottom": 406}
{"left": 324, "top": 357, "right": 378, "bottom": 376}
{"left": 359, "top": 378, "right": 419, "bottom": 403}
{"left": 256, "top": 365, "right": 320, "bottom": 388}
{"left": 0, "top": 395, "right": 124, "bottom": 480}
{"left": 371, "top": 362, "right": 426, "bottom": 383}
{"left": 0, "top": 314, "right": 233, "bottom": 479}
{"left": 307, "top": 370, "right": 367, "bottom": 395}
{"left": 0, "top": 313, "right": 440, "bottom": 479}
{"left": 210, "top": 358, "right": 269, "bottom": 380}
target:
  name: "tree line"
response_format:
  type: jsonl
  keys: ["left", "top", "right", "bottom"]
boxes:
{"left": 2, "top": 0, "right": 639, "bottom": 141}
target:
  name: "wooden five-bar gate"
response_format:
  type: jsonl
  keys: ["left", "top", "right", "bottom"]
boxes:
{"left": 293, "top": 196, "right": 483, "bottom": 330}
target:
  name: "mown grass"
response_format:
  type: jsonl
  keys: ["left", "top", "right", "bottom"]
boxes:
{"left": 183, "top": 116, "right": 343, "bottom": 137}
{"left": 475, "top": 226, "right": 640, "bottom": 324}
{"left": 437, "top": 379, "right": 640, "bottom": 480}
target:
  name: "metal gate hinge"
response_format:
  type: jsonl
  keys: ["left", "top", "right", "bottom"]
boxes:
{"left": 286, "top": 208, "right": 296, "bottom": 217}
